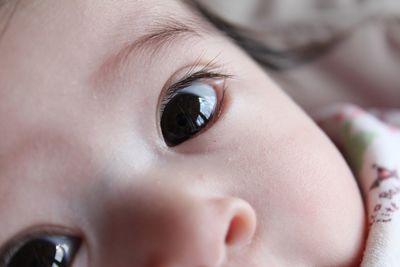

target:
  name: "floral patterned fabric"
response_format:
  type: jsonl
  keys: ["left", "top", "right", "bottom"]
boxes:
{"left": 318, "top": 104, "right": 400, "bottom": 266}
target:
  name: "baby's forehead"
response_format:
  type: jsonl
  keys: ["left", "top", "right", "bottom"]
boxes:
{"left": 0, "top": 0, "right": 209, "bottom": 87}
{"left": 0, "top": 0, "right": 210, "bottom": 99}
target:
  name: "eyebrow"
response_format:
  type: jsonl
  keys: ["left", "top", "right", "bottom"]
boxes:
{"left": 115, "top": 17, "right": 204, "bottom": 68}
{"left": 135, "top": 18, "right": 202, "bottom": 52}
{"left": 95, "top": 16, "right": 208, "bottom": 86}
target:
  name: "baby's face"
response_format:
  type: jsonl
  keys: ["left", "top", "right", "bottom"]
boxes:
{"left": 0, "top": 0, "right": 366, "bottom": 266}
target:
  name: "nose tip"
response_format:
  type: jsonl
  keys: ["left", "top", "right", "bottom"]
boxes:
{"left": 146, "top": 196, "right": 257, "bottom": 267}
{"left": 100, "top": 187, "right": 257, "bottom": 267}
{"left": 167, "top": 196, "right": 257, "bottom": 266}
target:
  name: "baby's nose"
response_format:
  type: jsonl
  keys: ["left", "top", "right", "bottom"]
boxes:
{"left": 98, "top": 188, "right": 257, "bottom": 266}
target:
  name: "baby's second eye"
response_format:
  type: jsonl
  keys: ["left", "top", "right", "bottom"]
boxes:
{"left": 3, "top": 235, "right": 81, "bottom": 267}
{"left": 160, "top": 82, "right": 219, "bottom": 147}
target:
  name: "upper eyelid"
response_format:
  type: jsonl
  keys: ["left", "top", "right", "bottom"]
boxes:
{"left": 167, "top": 70, "right": 232, "bottom": 96}
{"left": 163, "top": 58, "right": 234, "bottom": 97}
{"left": 162, "top": 53, "right": 231, "bottom": 89}
{"left": 169, "top": 70, "right": 232, "bottom": 91}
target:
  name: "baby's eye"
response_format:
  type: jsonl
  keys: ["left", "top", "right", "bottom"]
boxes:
{"left": 160, "top": 76, "right": 226, "bottom": 147}
{"left": 159, "top": 66, "right": 231, "bottom": 147}
{"left": 1, "top": 234, "right": 81, "bottom": 267}
{"left": 160, "top": 82, "right": 218, "bottom": 146}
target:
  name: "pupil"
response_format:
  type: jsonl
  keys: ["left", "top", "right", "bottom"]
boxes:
{"left": 176, "top": 113, "right": 188, "bottom": 127}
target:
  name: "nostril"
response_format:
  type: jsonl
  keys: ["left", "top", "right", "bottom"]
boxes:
{"left": 225, "top": 215, "right": 247, "bottom": 245}
{"left": 224, "top": 200, "right": 257, "bottom": 248}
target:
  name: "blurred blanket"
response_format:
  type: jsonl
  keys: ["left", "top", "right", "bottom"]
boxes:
{"left": 318, "top": 104, "right": 400, "bottom": 266}
{"left": 198, "top": 0, "right": 400, "bottom": 111}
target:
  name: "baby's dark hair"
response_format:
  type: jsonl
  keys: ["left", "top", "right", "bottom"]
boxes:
{"left": 0, "top": 0, "right": 18, "bottom": 43}
{"left": 186, "top": 0, "right": 341, "bottom": 71}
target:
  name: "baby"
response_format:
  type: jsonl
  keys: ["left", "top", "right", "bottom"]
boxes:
{"left": 0, "top": 0, "right": 368, "bottom": 266}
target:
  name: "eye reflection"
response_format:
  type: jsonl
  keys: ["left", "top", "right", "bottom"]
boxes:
{"left": 54, "top": 244, "right": 68, "bottom": 263}
{"left": 160, "top": 82, "right": 219, "bottom": 146}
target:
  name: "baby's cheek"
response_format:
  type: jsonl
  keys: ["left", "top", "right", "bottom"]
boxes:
{"left": 224, "top": 112, "right": 366, "bottom": 265}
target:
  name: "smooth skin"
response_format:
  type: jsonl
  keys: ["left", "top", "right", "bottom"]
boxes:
{"left": 0, "top": 0, "right": 366, "bottom": 266}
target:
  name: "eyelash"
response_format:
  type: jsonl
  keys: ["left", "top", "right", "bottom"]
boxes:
{"left": 160, "top": 65, "right": 232, "bottom": 117}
